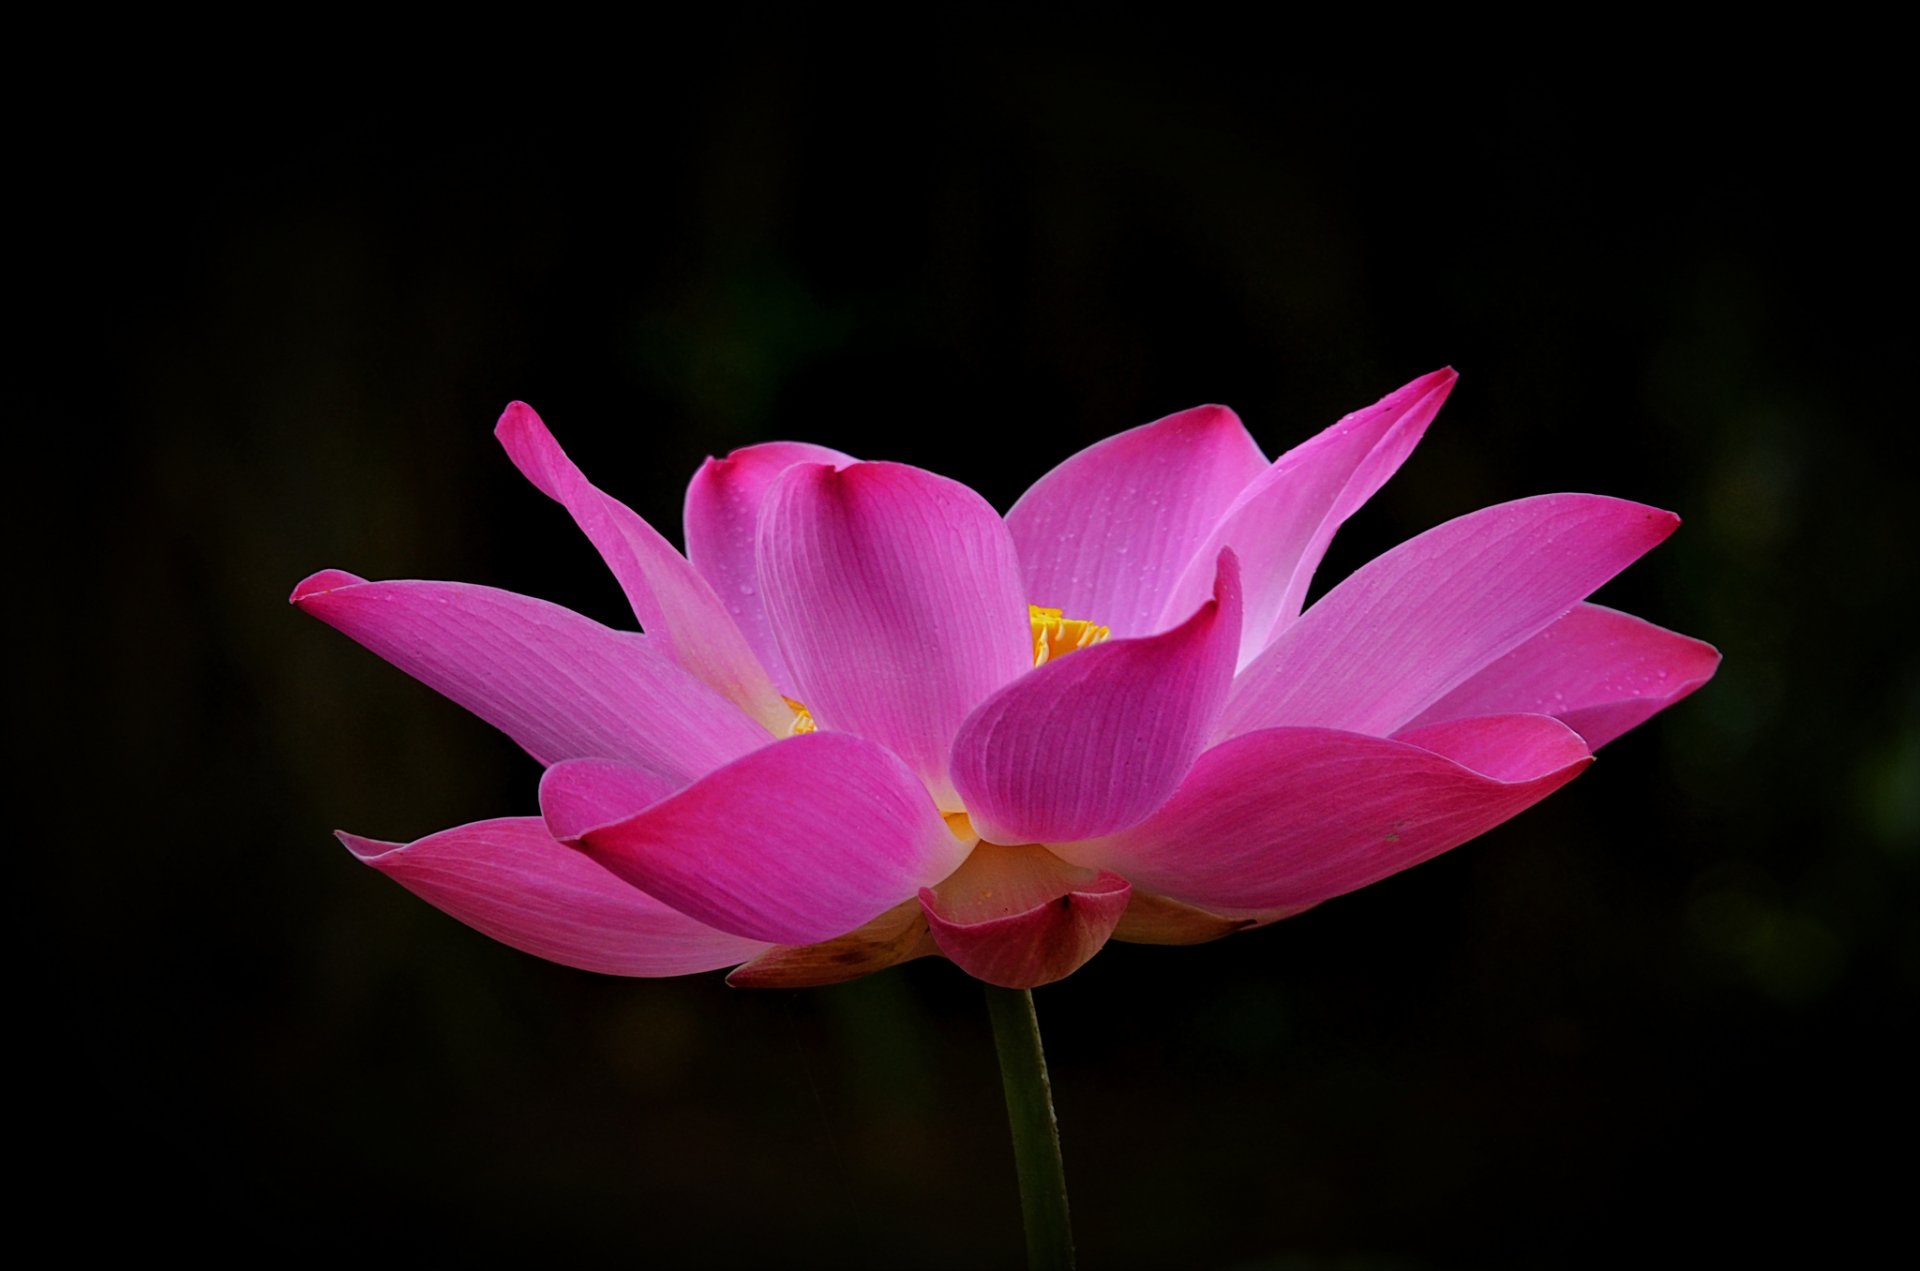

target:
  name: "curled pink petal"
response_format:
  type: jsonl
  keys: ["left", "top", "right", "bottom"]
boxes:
{"left": 496, "top": 403, "right": 790, "bottom": 733}
{"left": 536, "top": 758, "right": 684, "bottom": 842}
{"left": 757, "top": 461, "right": 1031, "bottom": 808}
{"left": 290, "top": 573, "right": 769, "bottom": 783}
{"left": 544, "top": 732, "right": 971, "bottom": 945}
{"left": 683, "top": 440, "right": 855, "bottom": 695}
{"left": 952, "top": 550, "right": 1243, "bottom": 845}
{"left": 917, "top": 844, "right": 1132, "bottom": 989}
{"left": 1222, "top": 495, "right": 1680, "bottom": 739}
{"left": 1007, "top": 404, "right": 1267, "bottom": 637}
{"left": 1055, "top": 715, "right": 1591, "bottom": 912}
{"left": 1159, "top": 368, "right": 1456, "bottom": 663}
{"left": 1406, "top": 602, "right": 1722, "bottom": 748}
{"left": 339, "top": 818, "right": 768, "bottom": 976}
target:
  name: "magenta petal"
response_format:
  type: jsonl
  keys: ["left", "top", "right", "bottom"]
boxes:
{"left": 544, "top": 732, "right": 971, "bottom": 945}
{"left": 1054, "top": 716, "right": 1591, "bottom": 912}
{"left": 291, "top": 572, "right": 768, "bottom": 783}
{"left": 1405, "top": 602, "right": 1722, "bottom": 749}
{"left": 496, "top": 403, "right": 790, "bottom": 733}
{"left": 1221, "top": 494, "right": 1680, "bottom": 739}
{"left": 757, "top": 461, "right": 1031, "bottom": 808}
{"left": 683, "top": 440, "right": 856, "bottom": 695}
{"left": 1158, "top": 369, "right": 1456, "bottom": 663}
{"left": 339, "top": 817, "right": 769, "bottom": 976}
{"left": 952, "top": 550, "right": 1244, "bottom": 845}
{"left": 1007, "top": 404, "right": 1268, "bottom": 637}
{"left": 917, "top": 844, "right": 1132, "bottom": 989}
{"left": 537, "top": 758, "right": 685, "bottom": 842}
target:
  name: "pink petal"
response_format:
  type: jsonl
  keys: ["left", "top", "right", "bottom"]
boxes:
{"left": 290, "top": 572, "right": 768, "bottom": 784}
{"left": 1406, "top": 602, "right": 1722, "bottom": 749}
{"left": 1006, "top": 404, "right": 1268, "bottom": 638}
{"left": 682, "top": 440, "right": 856, "bottom": 695}
{"left": 916, "top": 843, "right": 1132, "bottom": 989}
{"left": 1221, "top": 495, "right": 1680, "bottom": 739}
{"left": 541, "top": 732, "right": 971, "bottom": 945}
{"left": 536, "top": 758, "right": 685, "bottom": 841}
{"left": 339, "top": 817, "right": 769, "bottom": 976}
{"left": 951, "top": 550, "right": 1244, "bottom": 845}
{"left": 756, "top": 461, "right": 1032, "bottom": 808}
{"left": 1054, "top": 715, "right": 1591, "bottom": 912}
{"left": 496, "top": 403, "right": 790, "bottom": 733}
{"left": 1158, "top": 369, "right": 1457, "bottom": 664}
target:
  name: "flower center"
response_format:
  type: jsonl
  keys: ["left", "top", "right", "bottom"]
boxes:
{"left": 785, "top": 696, "right": 816, "bottom": 737}
{"left": 1028, "top": 605, "right": 1110, "bottom": 666}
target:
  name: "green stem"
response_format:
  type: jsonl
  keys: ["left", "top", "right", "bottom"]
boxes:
{"left": 985, "top": 984, "right": 1075, "bottom": 1271}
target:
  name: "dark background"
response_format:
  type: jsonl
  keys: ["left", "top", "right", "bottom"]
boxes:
{"left": 21, "top": 32, "right": 1912, "bottom": 1268}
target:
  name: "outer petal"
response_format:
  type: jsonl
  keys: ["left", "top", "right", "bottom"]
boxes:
{"left": 917, "top": 843, "right": 1132, "bottom": 989}
{"left": 1221, "top": 495, "right": 1680, "bottom": 739}
{"left": 290, "top": 572, "right": 769, "bottom": 784}
{"left": 951, "top": 550, "right": 1243, "bottom": 845}
{"left": 542, "top": 732, "right": 970, "bottom": 946}
{"left": 725, "top": 900, "right": 940, "bottom": 989}
{"left": 339, "top": 817, "right": 769, "bottom": 976}
{"left": 757, "top": 461, "right": 1031, "bottom": 808}
{"left": 1055, "top": 714, "right": 1591, "bottom": 912}
{"left": 496, "top": 403, "right": 790, "bottom": 733}
{"left": 1110, "top": 889, "right": 1258, "bottom": 946}
{"left": 1406, "top": 602, "right": 1722, "bottom": 749}
{"left": 1006, "top": 404, "right": 1268, "bottom": 637}
{"left": 683, "top": 440, "right": 856, "bottom": 695}
{"left": 1158, "top": 369, "right": 1457, "bottom": 664}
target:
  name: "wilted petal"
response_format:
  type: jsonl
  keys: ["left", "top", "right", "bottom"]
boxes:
{"left": 1055, "top": 715, "right": 1591, "bottom": 912}
{"left": 496, "top": 403, "right": 790, "bottom": 733}
{"left": 1110, "top": 890, "right": 1256, "bottom": 946}
{"left": 952, "top": 551, "right": 1243, "bottom": 845}
{"left": 1406, "top": 602, "right": 1722, "bottom": 748}
{"left": 543, "top": 732, "right": 970, "bottom": 946}
{"left": 1221, "top": 495, "right": 1679, "bottom": 739}
{"left": 758, "top": 461, "right": 1031, "bottom": 808}
{"left": 290, "top": 572, "right": 768, "bottom": 783}
{"left": 683, "top": 440, "right": 856, "bottom": 695}
{"left": 1007, "top": 404, "right": 1267, "bottom": 637}
{"left": 1159, "top": 369, "right": 1456, "bottom": 663}
{"left": 339, "top": 818, "right": 768, "bottom": 976}
{"left": 917, "top": 843, "right": 1131, "bottom": 989}
{"left": 725, "top": 900, "right": 939, "bottom": 988}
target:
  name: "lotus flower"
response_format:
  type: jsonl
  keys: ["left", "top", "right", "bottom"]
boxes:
{"left": 293, "top": 370, "right": 1717, "bottom": 989}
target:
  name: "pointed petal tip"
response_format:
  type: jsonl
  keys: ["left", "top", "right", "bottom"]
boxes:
{"left": 289, "top": 569, "right": 367, "bottom": 605}
{"left": 1161, "top": 402, "right": 1245, "bottom": 433}
{"left": 335, "top": 828, "right": 398, "bottom": 864}
{"left": 493, "top": 400, "right": 542, "bottom": 437}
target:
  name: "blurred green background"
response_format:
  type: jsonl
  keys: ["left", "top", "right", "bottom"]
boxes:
{"left": 20, "top": 31, "right": 1912, "bottom": 1268}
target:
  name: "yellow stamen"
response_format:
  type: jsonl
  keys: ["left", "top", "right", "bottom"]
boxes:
{"left": 784, "top": 696, "right": 816, "bottom": 736}
{"left": 1029, "top": 605, "right": 1110, "bottom": 666}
